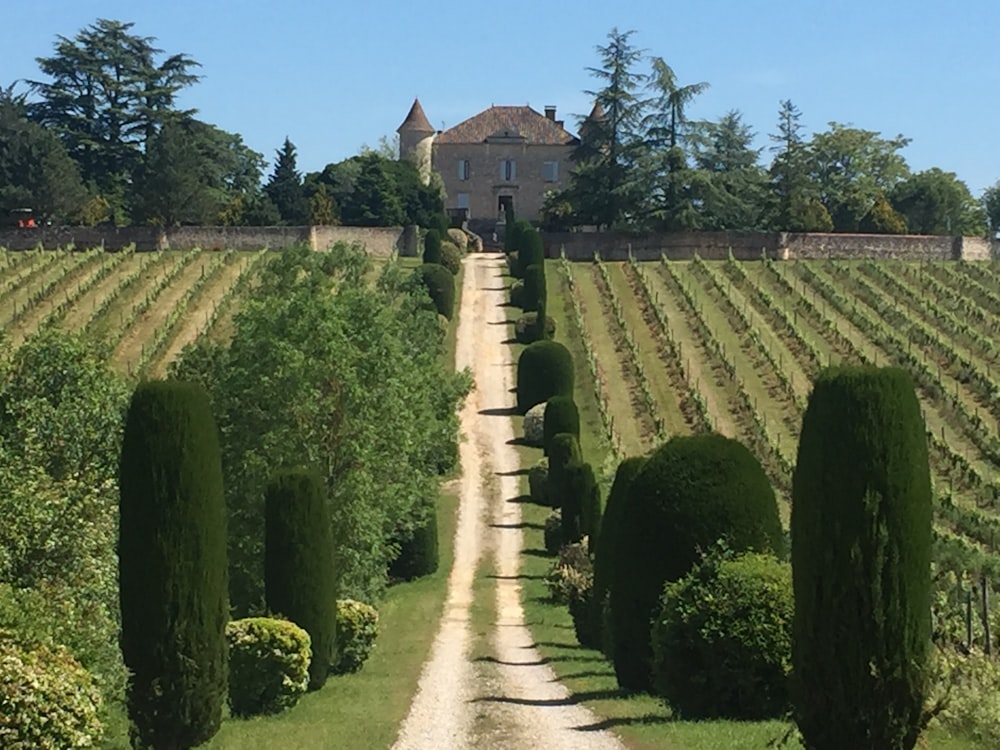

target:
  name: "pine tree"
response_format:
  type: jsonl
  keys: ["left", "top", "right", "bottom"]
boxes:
{"left": 265, "top": 137, "right": 310, "bottom": 225}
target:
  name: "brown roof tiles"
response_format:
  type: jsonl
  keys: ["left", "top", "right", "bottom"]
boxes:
{"left": 397, "top": 98, "right": 435, "bottom": 134}
{"left": 435, "top": 105, "right": 578, "bottom": 145}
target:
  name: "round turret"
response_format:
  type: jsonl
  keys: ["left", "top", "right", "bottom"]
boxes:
{"left": 397, "top": 98, "right": 435, "bottom": 185}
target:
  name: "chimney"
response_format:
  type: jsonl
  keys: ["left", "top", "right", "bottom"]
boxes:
{"left": 544, "top": 105, "right": 556, "bottom": 121}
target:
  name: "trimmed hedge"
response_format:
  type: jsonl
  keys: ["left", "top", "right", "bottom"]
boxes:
{"left": 563, "top": 460, "right": 600, "bottom": 546}
{"left": 516, "top": 339, "right": 574, "bottom": 414}
{"left": 520, "top": 228, "right": 545, "bottom": 269}
{"left": 522, "top": 263, "right": 546, "bottom": 312}
{"left": 543, "top": 396, "right": 580, "bottom": 457}
{"left": 413, "top": 263, "right": 455, "bottom": 320}
{"left": 544, "top": 511, "right": 562, "bottom": 554}
{"left": 333, "top": 599, "right": 379, "bottom": 674}
{"left": 440, "top": 242, "right": 462, "bottom": 275}
{"left": 547, "top": 433, "right": 582, "bottom": 515}
{"left": 528, "top": 460, "right": 550, "bottom": 506}
{"left": 523, "top": 402, "right": 547, "bottom": 447}
{"left": 0, "top": 631, "right": 104, "bottom": 749}
{"left": 265, "top": 468, "right": 338, "bottom": 690}
{"left": 226, "top": 617, "right": 311, "bottom": 717}
{"left": 389, "top": 500, "right": 439, "bottom": 581}
{"left": 422, "top": 229, "right": 442, "bottom": 265}
{"left": 514, "top": 312, "right": 555, "bottom": 344}
{"left": 610, "top": 434, "right": 783, "bottom": 692}
{"left": 651, "top": 552, "right": 793, "bottom": 719}
{"left": 510, "top": 280, "right": 525, "bottom": 308}
{"left": 791, "top": 366, "right": 932, "bottom": 750}
{"left": 118, "top": 380, "right": 228, "bottom": 750}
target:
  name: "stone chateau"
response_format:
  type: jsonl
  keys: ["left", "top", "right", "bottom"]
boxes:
{"left": 397, "top": 98, "right": 597, "bottom": 233}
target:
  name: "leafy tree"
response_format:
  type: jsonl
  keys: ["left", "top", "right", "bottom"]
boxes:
{"left": 0, "top": 88, "right": 88, "bottom": 223}
{"left": 308, "top": 183, "right": 338, "bottom": 225}
{"left": 644, "top": 57, "right": 709, "bottom": 152}
{"left": 28, "top": 19, "right": 200, "bottom": 217}
{"left": 264, "top": 137, "right": 310, "bottom": 225}
{"left": 767, "top": 100, "right": 828, "bottom": 232}
{"left": 890, "top": 168, "right": 986, "bottom": 235}
{"left": 808, "top": 122, "right": 911, "bottom": 231}
{"left": 568, "top": 27, "right": 649, "bottom": 228}
{"left": 859, "top": 192, "right": 907, "bottom": 234}
{"left": 983, "top": 181, "right": 1000, "bottom": 238}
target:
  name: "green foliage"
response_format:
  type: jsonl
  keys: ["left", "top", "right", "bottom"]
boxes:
{"left": 333, "top": 599, "right": 379, "bottom": 674}
{"left": 545, "top": 538, "right": 598, "bottom": 648}
{"left": 592, "top": 456, "right": 647, "bottom": 657}
{"left": 929, "top": 647, "right": 1000, "bottom": 745}
{"left": 225, "top": 618, "right": 311, "bottom": 717}
{"left": 651, "top": 551, "right": 793, "bottom": 719}
{"left": 0, "top": 630, "right": 104, "bottom": 749}
{"left": 890, "top": 168, "right": 987, "bottom": 235}
{"left": 544, "top": 511, "right": 563, "bottom": 554}
{"left": 264, "top": 137, "right": 310, "bottom": 225}
{"left": 172, "top": 245, "right": 468, "bottom": 611}
{"left": 446, "top": 228, "right": 468, "bottom": 252}
{"left": 118, "top": 380, "right": 228, "bottom": 750}
{"left": 505, "top": 218, "right": 531, "bottom": 255}
{"left": 564, "top": 460, "right": 601, "bottom": 546}
{"left": 520, "top": 230, "right": 546, "bottom": 269}
{"left": 523, "top": 402, "right": 547, "bottom": 448}
{"left": 860, "top": 191, "right": 908, "bottom": 234}
{"left": 522, "top": 263, "right": 546, "bottom": 312}
{"left": 547, "top": 433, "right": 582, "bottom": 516}
{"left": 439, "top": 241, "right": 462, "bottom": 275}
{"left": 791, "top": 366, "right": 933, "bottom": 750}
{"left": 983, "top": 181, "right": 1000, "bottom": 238}
{"left": 389, "top": 499, "right": 439, "bottom": 581}
{"left": 529, "top": 461, "right": 550, "bottom": 506}
{"left": 516, "top": 339, "right": 574, "bottom": 414}
{"left": 611, "top": 434, "right": 783, "bottom": 692}
{"left": 543, "top": 396, "right": 581, "bottom": 458}
{"left": 423, "top": 229, "right": 442, "bottom": 265}
{"left": 514, "top": 312, "right": 555, "bottom": 344}
{"left": 413, "top": 262, "right": 456, "bottom": 320}
{"left": 265, "top": 468, "right": 338, "bottom": 691}
{"left": 510, "top": 280, "right": 525, "bottom": 308}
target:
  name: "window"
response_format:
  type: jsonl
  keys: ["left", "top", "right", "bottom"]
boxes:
{"left": 458, "top": 160, "right": 470, "bottom": 180}
{"left": 499, "top": 159, "right": 516, "bottom": 182}
{"left": 456, "top": 192, "right": 469, "bottom": 209}
{"left": 542, "top": 161, "right": 559, "bottom": 182}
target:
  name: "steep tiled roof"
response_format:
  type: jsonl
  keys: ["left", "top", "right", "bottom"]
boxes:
{"left": 435, "top": 105, "right": 578, "bottom": 145}
{"left": 397, "top": 98, "right": 435, "bottom": 134}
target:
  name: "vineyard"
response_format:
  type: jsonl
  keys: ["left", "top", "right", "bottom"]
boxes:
{"left": 551, "top": 254, "right": 1000, "bottom": 588}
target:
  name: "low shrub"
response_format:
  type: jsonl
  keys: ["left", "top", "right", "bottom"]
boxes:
{"left": 543, "top": 396, "right": 580, "bottom": 457}
{"left": 929, "top": 647, "right": 1000, "bottom": 744}
{"left": 544, "top": 511, "right": 562, "bottom": 555}
{"left": 422, "top": 229, "right": 442, "bottom": 265}
{"left": 0, "top": 630, "right": 104, "bottom": 749}
{"left": 447, "top": 228, "right": 468, "bottom": 252}
{"left": 516, "top": 340, "right": 574, "bottom": 414}
{"left": 545, "top": 538, "right": 591, "bottom": 605}
{"left": 514, "top": 313, "right": 555, "bottom": 344}
{"left": 333, "top": 600, "right": 379, "bottom": 675}
{"left": 226, "top": 617, "right": 311, "bottom": 717}
{"left": 510, "top": 280, "right": 525, "bottom": 308}
{"left": 439, "top": 242, "right": 462, "bottom": 275}
{"left": 651, "top": 551, "right": 793, "bottom": 719}
{"left": 528, "top": 461, "right": 550, "bottom": 506}
{"left": 413, "top": 263, "right": 455, "bottom": 320}
{"left": 523, "top": 403, "right": 547, "bottom": 447}
{"left": 389, "top": 503, "right": 439, "bottom": 581}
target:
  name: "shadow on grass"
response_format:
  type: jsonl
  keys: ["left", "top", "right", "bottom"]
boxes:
{"left": 553, "top": 670, "right": 615, "bottom": 681}
{"left": 486, "top": 319, "right": 513, "bottom": 326}
{"left": 473, "top": 655, "right": 551, "bottom": 667}
{"left": 506, "top": 436, "right": 533, "bottom": 447}
{"left": 522, "top": 547, "right": 554, "bottom": 558}
{"left": 527, "top": 641, "right": 589, "bottom": 650}
{"left": 501, "top": 337, "right": 521, "bottom": 345}
{"left": 482, "top": 286, "right": 508, "bottom": 291}
{"left": 479, "top": 406, "right": 520, "bottom": 417}
{"left": 485, "top": 573, "right": 548, "bottom": 581}
{"left": 473, "top": 689, "right": 624, "bottom": 708}
{"left": 573, "top": 714, "right": 672, "bottom": 732}
{"left": 505, "top": 494, "right": 547, "bottom": 506}
{"left": 489, "top": 521, "right": 545, "bottom": 531}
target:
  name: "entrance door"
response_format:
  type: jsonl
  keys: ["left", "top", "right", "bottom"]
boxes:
{"left": 498, "top": 195, "right": 513, "bottom": 220}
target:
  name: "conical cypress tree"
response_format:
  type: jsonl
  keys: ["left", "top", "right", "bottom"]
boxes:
{"left": 543, "top": 396, "right": 580, "bottom": 457}
{"left": 547, "top": 432, "right": 582, "bottom": 512}
{"left": 119, "top": 380, "right": 228, "bottom": 750}
{"left": 423, "top": 229, "right": 443, "bottom": 265}
{"left": 265, "top": 468, "right": 338, "bottom": 691}
{"left": 522, "top": 263, "right": 546, "bottom": 312}
{"left": 563, "top": 460, "right": 601, "bottom": 546}
{"left": 791, "top": 367, "right": 932, "bottom": 750}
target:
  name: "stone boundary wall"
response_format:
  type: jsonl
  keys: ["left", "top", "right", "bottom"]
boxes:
{"left": 0, "top": 225, "right": 418, "bottom": 256}
{"left": 543, "top": 231, "right": 998, "bottom": 262}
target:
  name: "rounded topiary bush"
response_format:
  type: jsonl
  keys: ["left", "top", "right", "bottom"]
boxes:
{"left": 516, "top": 340, "right": 574, "bottom": 414}
{"left": 610, "top": 434, "right": 783, "bottom": 692}
{"left": 447, "top": 228, "right": 468, "bottom": 253}
{"left": 413, "top": 263, "right": 455, "bottom": 320}
{"left": 543, "top": 396, "right": 580, "bottom": 458}
{"left": 651, "top": 552, "right": 793, "bottom": 719}
{"left": 422, "top": 228, "right": 442, "bottom": 265}
{"left": 226, "top": 618, "right": 310, "bottom": 717}
{"left": 510, "top": 280, "right": 525, "bottom": 308}
{"left": 792, "top": 366, "right": 933, "bottom": 750}
{"left": 523, "top": 402, "right": 547, "bottom": 447}
{"left": 265, "top": 468, "right": 338, "bottom": 690}
{"left": 522, "top": 263, "right": 546, "bottom": 312}
{"left": 440, "top": 242, "right": 462, "bottom": 275}
{"left": 563, "top": 460, "right": 600, "bottom": 546}
{"left": 528, "top": 460, "right": 550, "bottom": 506}
{"left": 333, "top": 600, "right": 379, "bottom": 674}
{"left": 0, "top": 631, "right": 103, "bottom": 749}
{"left": 515, "top": 312, "right": 555, "bottom": 344}
{"left": 389, "top": 501, "right": 439, "bottom": 581}
{"left": 544, "top": 511, "right": 563, "bottom": 554}
{"left": 547, "top": 432, "right": 582, "bottom": 515}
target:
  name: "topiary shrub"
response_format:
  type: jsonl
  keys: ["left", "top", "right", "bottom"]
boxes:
{"left": 447, "top": 228, "right": 468, "bottom": 253}
{"left": 510, "top": 280, "right": 525, "bottom": 308}
{"left": 791, "top": 366, "right": 933, "bottom": 750}
{"left": 610, "top": 433, "right": 783, "bottom": 692}
{"left": 528, "top": 461, "right": 550, "bottom": 506}
{"left": 439, "top": 241, "right": 462, "bottom": 275}
{"left": 547, "top": 432, "right": 582, "bottom": 515}
{"left": 563, "top": 460, "right": 600, "bottom": 546}
{"left": 265, "top": 467, "right": 338, "bottom": 691}
{"left": 544, "top": 511, "right": 563, "bottom": 554}
{"left": 0, "top": 631, "right": 104, "bottom": 749}
{"left": 515, "top": 312, "right": 555, "bottom": 344}
{"left": 333, "top": 599, "right": 379, "bottom": 674}
{"left": 545, "top": 538, "right": 598, "bottom": 648}
{"left": 516, "top": 339, "right": 574, "bottom": 414}
{"left": 423, "top": 228, "right": 442, "bottom": 265}
{"left": 118, "top": 380, "right": 228, "bottom": 750}
{"left": 592, "top": 456, "right": 647, "bottom": 657}
{"left": 413, "top": 263, "right": 455, "bottom": 320}
{"left": 522, "top": 263, "right": 546, "bottom": 312}
{"left": 520, "top": 228, "right": 546, "bottom": 269}
{"left": 389, "top": 500, "right": 439, "bottom": 581}
{"left": 225, "top": 617, "right": 310, "bottom": 717}
{"left": 543, "top": 396, "right": 580, "bottom": 458}
{"left": 651, "top": 551, "right": 793, "bottom": 719}
{"left": 523, "top": 402, "right": 547, "bottom": 447}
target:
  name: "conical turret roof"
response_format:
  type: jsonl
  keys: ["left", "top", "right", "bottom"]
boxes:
{"left": 586, "top": 100, "right": 607, "bottom": 122}
{"left": 397, "top": 98, "right": 435, "bottom": 134}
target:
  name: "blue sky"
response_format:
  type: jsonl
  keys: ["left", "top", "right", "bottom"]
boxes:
{"left": 6, "top": 0, "right": 999, "bottom": 194}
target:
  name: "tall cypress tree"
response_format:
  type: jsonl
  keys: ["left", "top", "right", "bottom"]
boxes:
{"left": 265, "top": 468, "right": 338, "bottom": 691}
{"left": 118, "top": 380, "right": 228, "bottom": 750}
{"left": 791, "top": 367, "right": 932, "bottom": 750}
{"left": 264, "top": 137, "right": 310, "bottom": 225}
